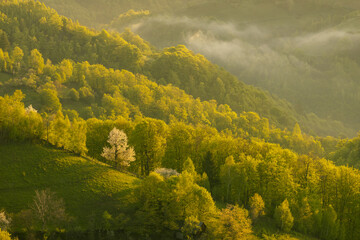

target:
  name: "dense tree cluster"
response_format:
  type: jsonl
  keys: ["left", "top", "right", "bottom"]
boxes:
{"left": 330, "top": 134, "right": 360, "bottom": 169}
{"left": 0, "top": 44, "right": 325, "bottom": 157}
{"left": 0, "top": 91, "right": 87, "bottom": 154}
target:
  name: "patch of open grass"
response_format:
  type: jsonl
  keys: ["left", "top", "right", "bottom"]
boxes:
{"left": 253, "top": 216, "right": 318, "bottom": 240}
{"left": 0, "top": 143, "right": 140, "bottom": 228}
{"left": 0, "top": 72, "right": 11, "bottom": 83}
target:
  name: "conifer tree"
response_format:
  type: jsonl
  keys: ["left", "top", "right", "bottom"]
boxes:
{"left": 183, "top": 157, "right": 196, "bottom": 176}
{"left": 0, "top": 31, "right": 10, "bottom": 51}
{"left": 297, "top": 197, "right": 313, "bottom": 234}
{"left": 249, "top": 193, "right": 265, "bottom": 221}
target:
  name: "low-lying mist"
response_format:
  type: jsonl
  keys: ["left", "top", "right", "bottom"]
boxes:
{"left": 129, "top": 14, "right": 360, "bottom": 129}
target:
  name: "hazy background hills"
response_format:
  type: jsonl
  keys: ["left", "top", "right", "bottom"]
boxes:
{"left": 40, "top": 0, "right": 360, "bottom": 136}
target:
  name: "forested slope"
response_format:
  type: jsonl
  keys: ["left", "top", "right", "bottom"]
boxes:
{"left": 1, "top": 1, "right": 360, "bottom": 240}
{"left": 0, "top": 0, "right": 352, "bottom": 137}
{"left": 2, "top": 87, "right": 360, "bottom": 240}
{"left": 39, "top": 0, "right": 360, "bottom": 136}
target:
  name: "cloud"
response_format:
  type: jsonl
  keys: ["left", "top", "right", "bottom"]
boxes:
{"left": 183, "top": 29, "right": 315, "bottom": 81}
{"left": 133, "top": 15, "right": 269, "bottom": 41}
{"left": 292, "top": 29, "right": 360, "bottom": 55}
{"left": 131, "top": 15, "right": 359, "bottom": 84}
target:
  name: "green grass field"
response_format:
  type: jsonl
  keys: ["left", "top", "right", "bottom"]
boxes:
{"left": 0, "top": 72, "right": 11, "bottom": 83}
{"left": 0, "top": 143, "right": 140, "bottom": 228}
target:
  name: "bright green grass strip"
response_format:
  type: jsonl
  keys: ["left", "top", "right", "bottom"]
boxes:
{"left": 0, "top": 143, "right": 140, "bottom": 228}
{"left": 0, "top": 72, "right": 11, "bottom": 83}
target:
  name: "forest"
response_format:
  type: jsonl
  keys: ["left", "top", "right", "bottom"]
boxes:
{"left": 42, "top": 0, "right": 360, "bottom": 136}
{"left": 1, "top": 0, "right": 360, "bottom": 240}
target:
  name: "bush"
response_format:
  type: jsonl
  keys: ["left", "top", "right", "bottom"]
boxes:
{"left": 69, "top": 88, "right": 80, "bottom": 101}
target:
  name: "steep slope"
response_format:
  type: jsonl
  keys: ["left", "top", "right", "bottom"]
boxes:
{"left": 0, "top": 0, "right": 353, "bottom": 136}
{"left": 0, "top": 143, "right": 140, "bottom": 228}
{"left": 37, "top": 0, "right": 360, "bottom": 136}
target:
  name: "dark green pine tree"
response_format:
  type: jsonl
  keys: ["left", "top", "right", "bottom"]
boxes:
{"left": 0, "top": 31, "right": 10, "bottom": 51}
{"left": 203, "top": 151, "right": 219, "bottom": 193}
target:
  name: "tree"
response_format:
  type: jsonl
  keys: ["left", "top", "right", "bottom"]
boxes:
{"left": 47, "top": 111, "right": 70, "bottom": 148}
{"left": 0, "top": 90, "right": 43, "bottom": 142}
{"left": 67, "top": 118, "right": 87, "bottom": 155}
{"left": 249, "top": 193, "right": 265, "bottom": 221}
{"left": 79, "top": 86, "right": 95, "bottom": 103}
{"left": 203, "top": 151, "right": 218, "bottom": 193}
{"left": 11, "top": 46, "right": 24, "bottom": 73}
{"left": 0, "top": 229, "right": 12, "bottom": 240}
{"left": 28, "top": 49, "right": 44, "bottom": 74}
{"left": 39, "top": 88, "right": 61, "bottom": 113}
{"left": 181, "top": 216, "right": 200, "bottom": 240}
{"left": 210, "top": 205, "right": 253, "bottom": 240}
{"left": 30, "top": 189, "right": 68, "bottom": 232}
{"left": 0, "top": 48, "right": 7, "bottom": 71}
{"left": 69, "top": 88, "right": 80, "bottom": 101}
{"left": 295, "top": 197, "right": 313, "bottom": 234}
{"left": 320, "top": 205, "right": 339, "bottom": 240}
{"left": 183, "top": 157, "right": 197, "bottom": 177}
{"left": 0, "top": 31, "right": 10, "bottom": 51}
{"left": 0, "top": 211, "right": 11, "bottom": 230}
{"left": 163, "top": 122, "right": 193, "bottom": 171}
{"left": 101, "top": 127, "right": 135, "bottom": 169}
{"left": 274, "top": 199, "right": 294, "bottom": 233}
{"left": 131, "top": 119, "right": 167, "bottom": 175}
{"left": 131, "top": 171, "right": 216, "bottom": 238}
{"left": 220, "top": 156, "right": 236, "bottom": 202}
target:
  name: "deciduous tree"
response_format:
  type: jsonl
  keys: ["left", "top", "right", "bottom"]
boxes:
{"left": 274, "top": 199, "right": 294, "bottom": 233}
{"left": 101, "top": 127, "right": 135, "bottom": 169}
{"left": 249, "top": 193, "right": 265, "bottom": 221}
{"left": 131, "top": 119, "right": 167, "bottom": 175}
{"left": 30, "top": 189, "right": 68, "bottom": 232}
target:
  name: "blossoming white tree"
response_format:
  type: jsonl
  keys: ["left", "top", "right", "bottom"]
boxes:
{"left": 0, "top": 210, "right": 11, "bottom": 230}
{"left": 25, "top": 104, "right": 37, "bottom": 113}
{"left": 101, "top": 127, "right": 135, "bottom": 169}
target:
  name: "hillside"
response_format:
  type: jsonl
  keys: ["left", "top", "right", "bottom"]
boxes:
{"left": 0, "top": 143, "right": 140, "bottom": 228}
{"left": 2, "top": 1, "right": 360, "bottom": 240}
{"left": 38, "top": 0, "right": 360, "bottom": 136}
{"left": 0, "top": 143, "right": 323, "bottom": 240}
{"left": 0, "top": 0, "right": 352, "bottom": 137}
{"left": 2, "top": 88, "right": 360, "bottom": 240}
